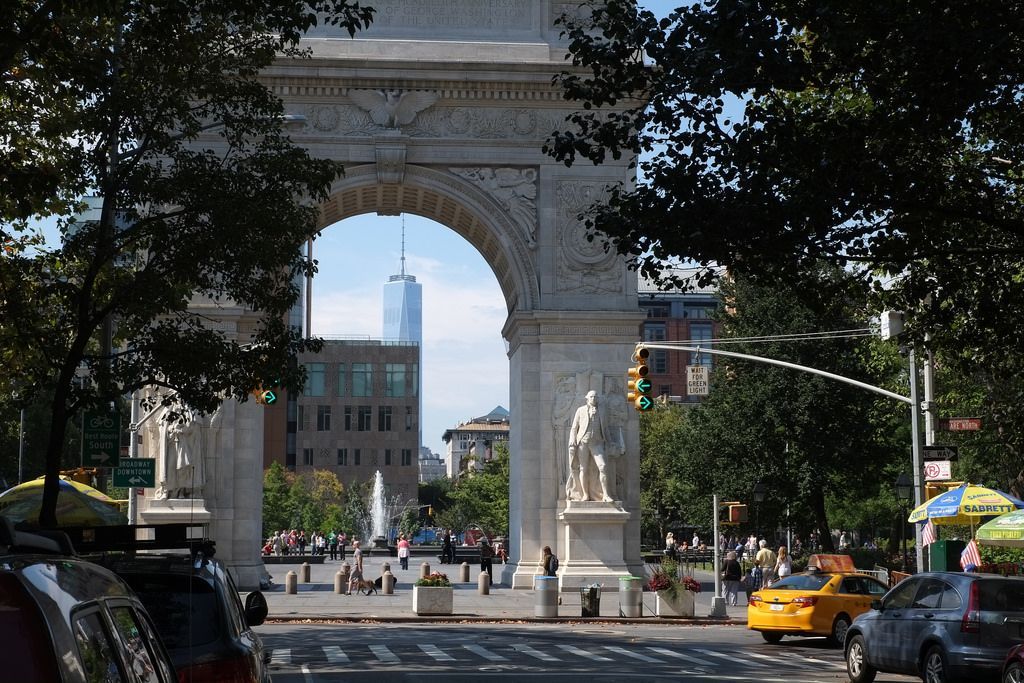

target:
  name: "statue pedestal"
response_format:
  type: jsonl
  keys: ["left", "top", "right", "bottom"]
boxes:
{"left": 557, "top": 500, "right": 631, "bottom": 591}
{"left": 139, "top": 497, "right": 213, "bottom": 525}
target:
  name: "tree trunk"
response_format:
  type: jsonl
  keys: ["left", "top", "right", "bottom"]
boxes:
{"left": 39, "top": 366, "right": 76, "bottom": 528}
{"left": 810, "top": 489, "right": 835, "bottom": 552}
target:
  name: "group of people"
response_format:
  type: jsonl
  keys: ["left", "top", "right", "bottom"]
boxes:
{"left": 719, "top": 540, "right": 793, "bottom": 606}
{"left": 263, "top": 529, "right": 349, "bottom": 561}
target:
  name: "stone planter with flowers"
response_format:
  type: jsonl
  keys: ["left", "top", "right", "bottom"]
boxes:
{"left": 413, "top": 572, "right": 453, "bottom": 615}
{"left": 647, "top": 559, "right": 700, "bottom": 618}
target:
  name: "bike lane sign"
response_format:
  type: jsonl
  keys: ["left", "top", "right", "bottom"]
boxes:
{"left": 83, "top": 410, "right": 121, "bottom": 467}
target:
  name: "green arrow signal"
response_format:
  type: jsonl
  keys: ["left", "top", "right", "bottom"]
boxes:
{"left": 637, "top": 396, "right": 653, "bottom": 411}
{"left": 635, "top": 378, "right": 651, "bottom": 394}
{"left": 263, "top": 390, "right": 277, "bottom": 405}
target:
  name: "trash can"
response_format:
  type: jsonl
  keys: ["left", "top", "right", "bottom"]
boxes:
{"left": 618, "top": 576, "right": 643, "bottom": 618}
{"left": 534, "top": 576, "right": 558, "bottom": 618}
{"left": 580, "top": 584, "right": 601, "bottom": 617}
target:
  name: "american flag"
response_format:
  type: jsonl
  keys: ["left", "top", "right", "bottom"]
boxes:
{"left": 920, "top": 520, "right": 937, "bottom": 547}
{"left": 960, "top": 539, "right": 981, "bottom": 571}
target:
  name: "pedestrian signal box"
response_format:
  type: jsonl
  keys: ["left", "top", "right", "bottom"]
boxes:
{"left": 627, "top": 347, "right": 653, "bottom": 411}
{"left": 728, "top": 504, "right": 748, "bottom": 524}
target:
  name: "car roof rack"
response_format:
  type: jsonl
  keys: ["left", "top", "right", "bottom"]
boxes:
{"left": 0, "top": 516, "right": 75, "bottom": 555}
{"left": 58, "top": 523, "right": 214, "bottom": 556}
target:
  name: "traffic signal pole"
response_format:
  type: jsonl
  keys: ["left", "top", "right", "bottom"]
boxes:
{"left": 637, "top": 342, "right": 925, "bottom": 571}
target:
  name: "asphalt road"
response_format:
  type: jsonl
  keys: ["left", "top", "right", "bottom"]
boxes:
{"left": 257, "top": 622, "right": 921, "bottom": 682}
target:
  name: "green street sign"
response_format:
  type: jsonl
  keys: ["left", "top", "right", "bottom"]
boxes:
{"left": 83, "top": 410, "right": 121, "bottom": 467}
{"left": 637, "top": 395, "right": 654, "bottom": 411}
{"left": 113, "top": 458, "right": 156, "bottom": 488}
{"left": 635, "top": 378, "right": 652, "bottom": 394}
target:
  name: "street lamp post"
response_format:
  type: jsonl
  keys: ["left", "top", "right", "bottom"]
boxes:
{"left": 753, "top": 480, "right": 767, "bottom": 540}
{"left": 896, "top": 473, "right": 914, "bottom": 572}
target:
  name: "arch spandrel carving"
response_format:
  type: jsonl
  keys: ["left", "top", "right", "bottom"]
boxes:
{"left": 319, "top": 164, "right": 540, "bottom": 314}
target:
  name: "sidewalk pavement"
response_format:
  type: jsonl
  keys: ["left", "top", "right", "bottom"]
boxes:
{"left": 260, "top": 556, "right": 748, "bottom": 625}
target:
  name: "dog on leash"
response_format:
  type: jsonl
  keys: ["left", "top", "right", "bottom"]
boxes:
{"left": 351, "top": 576, "right": 379, "bottom": 595}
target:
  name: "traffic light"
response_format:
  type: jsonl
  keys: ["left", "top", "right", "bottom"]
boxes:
{"left": 252, "top": 378, "right": 279, "bottom": 405}
{"left": 627, "top": 347, "right": 653, "bottom": 411}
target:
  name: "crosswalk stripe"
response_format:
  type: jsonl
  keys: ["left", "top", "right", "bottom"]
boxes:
{"left": 269, "top": 648, "right": 291, "bottom": 665}
{"left": 794, "top": 654, "right": 842, "bottom": 668}
{"left": 322, "top": 645, "right": 350, "bottom": 664}
{"left": 603, "top": 645, "right": 663, "bottom": 663}
{"left": 646, "top": 647, "right": 712, "bottom": 667}
{"left": 694, "top": 647, "right": 750, "bottom": 665}
{"left": 511, "top": 643, "right": 561, "bottom": 661}
{"left": 557, "top": 644, "right": 613, "bottom": 661}
{"left": 464, "top": 644, "right": 508, "bottom": 661}
{"left": 368, "top": 644, "right": 400, "bottom": 663}
{"left": 419, "top": 644, "right": 455, "bottom": 661}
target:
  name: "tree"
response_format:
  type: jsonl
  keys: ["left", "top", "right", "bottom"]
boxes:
{"left": 435, "top": 443, "right": 510, "bottom": 537}
{"left": 1, "top": 1, "right": 374, "bottom": 525}
{"left": 664, "top": 270, "right": 907, "bottom": 549}
{"left": 548, "top": 1, "right": 1024, "bottom": 477}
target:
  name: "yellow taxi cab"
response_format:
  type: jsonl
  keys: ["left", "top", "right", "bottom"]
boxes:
{"left": 747, "top": 554, "right": 889, "bottom": 648}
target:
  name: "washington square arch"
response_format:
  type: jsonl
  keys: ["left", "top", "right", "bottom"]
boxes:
{"left": 137, "top": 1, "right": 646, "bottom": 590}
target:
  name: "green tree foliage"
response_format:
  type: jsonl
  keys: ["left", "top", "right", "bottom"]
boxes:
{"left": 435, "top": 442, "right": 509, "bottom": 537}
{"left": 548, "top": 1, "right": 1024, "bottom": 489}
{"left": 261, "top": 466, "right": 351, "bottom": 539}
{"left": 643, "top": 271, "right": 907, "bottom": 549}
{"left": 0, "top": 1, "right": 374, "bottom": 525}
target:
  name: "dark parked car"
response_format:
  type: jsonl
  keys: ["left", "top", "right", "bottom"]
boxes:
{"left": 0, "top": 517, "right": 178, "bottom": 683}
{"left": 91, "top": 548, "right": 271, "bottom": 683}
{"left": 845, "top": 571, "right": 1024, "bottom": 683}
{"left": 1005, "top": 643, "right": 1024, "bottom": 683}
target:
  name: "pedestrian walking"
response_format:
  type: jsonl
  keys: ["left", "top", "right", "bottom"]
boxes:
{"left": 722, "top": 550, "right": 743, "bottom": 606}
{"left": 540, "top": 545, "right": 558, "bottom": 576}
{"left": 441, "top": 529, "right": 454, "bottom": 564}
{"left": 328, "top": 530, "right": 338, "bottom": 561}
{"left": 479, "top": 536, "right": 494, "bottom": 576}
{"left": 774, "top": 546, "right": 792, "bottom": 581}
{"left": 397, "top": 534, "right": 411, "bottom": 571}
{"left": 346, "top": 540, "right": 364, "bottom": 595}
{"left": 755, "top": 540, "right": 777, "bottom": 586}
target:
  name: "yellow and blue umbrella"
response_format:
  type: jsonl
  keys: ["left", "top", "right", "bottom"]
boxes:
{"left": 976, "top": 508, "right": 1024, "bottom": 548}
{"left": 0, "top": 476, "right": 127, "bottom": 527}
{"left": 907, "top": 483, "right": 1024, "bottom": 526}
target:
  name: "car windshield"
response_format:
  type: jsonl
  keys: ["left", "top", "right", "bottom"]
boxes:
{"left": 120, "top": 573, "right": 221, "bottom": 648}
{"left": 768, "top": 574, "right": 833, "bottom": 591}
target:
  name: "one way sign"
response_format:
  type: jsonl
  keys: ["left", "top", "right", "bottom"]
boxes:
{"left": 922, "top": 445, "right": 959, "bottom": 462}
{"left": 113, "top": 458, "right": 156, "bottom": 487}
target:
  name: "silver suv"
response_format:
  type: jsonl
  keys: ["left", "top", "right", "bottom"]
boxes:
{"left": 0, "top": 518, "right": 177, "bottom": 683}
{"left": 845, "top": 571, "right": 1024, "bottom": 683}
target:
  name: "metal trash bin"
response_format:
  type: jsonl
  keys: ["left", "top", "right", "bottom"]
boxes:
{"left": 618, "top": 575, "right": 643, "bottom": 618}
{"left": 580, "top": 584, "right": 601, "bottom": 617}
{"left": 534, "top": 576, "right": 558, "bottom": 618}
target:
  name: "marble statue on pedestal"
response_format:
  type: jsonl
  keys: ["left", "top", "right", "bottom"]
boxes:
{"left": 145, "top": 404, "right": 222, "bottom": 499}
{"left": 567, "top": 390, "right": 625, "bottom": 503}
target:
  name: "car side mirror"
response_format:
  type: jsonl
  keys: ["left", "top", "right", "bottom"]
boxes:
{"left": 244, "top": 590, "right": 268, "bottom": 626}
{"left": 870, "top": 599, "right": 882, "bottom": 611}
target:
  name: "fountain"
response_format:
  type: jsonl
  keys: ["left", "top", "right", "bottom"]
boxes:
{"left": 370, "top": 471, "right": 389, "bottom": 553}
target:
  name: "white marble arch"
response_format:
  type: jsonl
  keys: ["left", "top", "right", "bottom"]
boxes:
{"left": 146, "top": 2, "right": 649, "bottom": 590}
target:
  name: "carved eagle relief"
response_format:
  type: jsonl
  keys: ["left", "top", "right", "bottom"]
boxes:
{"left": 348, "top": 89, "right": 439, "bottom": 128}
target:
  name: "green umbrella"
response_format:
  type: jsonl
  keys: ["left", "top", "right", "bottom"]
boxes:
{"left": 976, "top": 508, "right": 1024, "bottom": 548}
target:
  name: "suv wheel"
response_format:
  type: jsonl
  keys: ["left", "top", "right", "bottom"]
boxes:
{"left": 924, "top": 645, "right": 951, "bottom": 683}
{"left": 846, "top": 634, "right": 877, "bottom": 683}
{"left": 1006, "top": 662, "right": 1023, "bottom": 683}
{"left": 828, "top": 615, "right": 851, "bottom": 648}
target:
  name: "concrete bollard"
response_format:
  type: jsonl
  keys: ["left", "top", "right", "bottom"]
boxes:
{"left": 301, "top": 562, "right": 311, "bottom": 583}
{"left": 383, "top": 570, "right": 395, "bottom": 595}
{"left": 334, "top": 570, "right": 346, "bottom": 594}
{"left": 285, "top": 570, "right": 297, "bottom": 594}
{"left": 478, "top": 570, "right": 490, "bottom": 595}
{"left": 420, "top": 562, "right": 430, "bottom": 580}
{"left": 459, "top": 561, "right": 470, "bottom": 583}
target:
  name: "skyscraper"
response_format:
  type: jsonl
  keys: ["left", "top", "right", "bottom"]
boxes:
{"left": 383, "top": 217, "right": 423, "bottom": 444}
